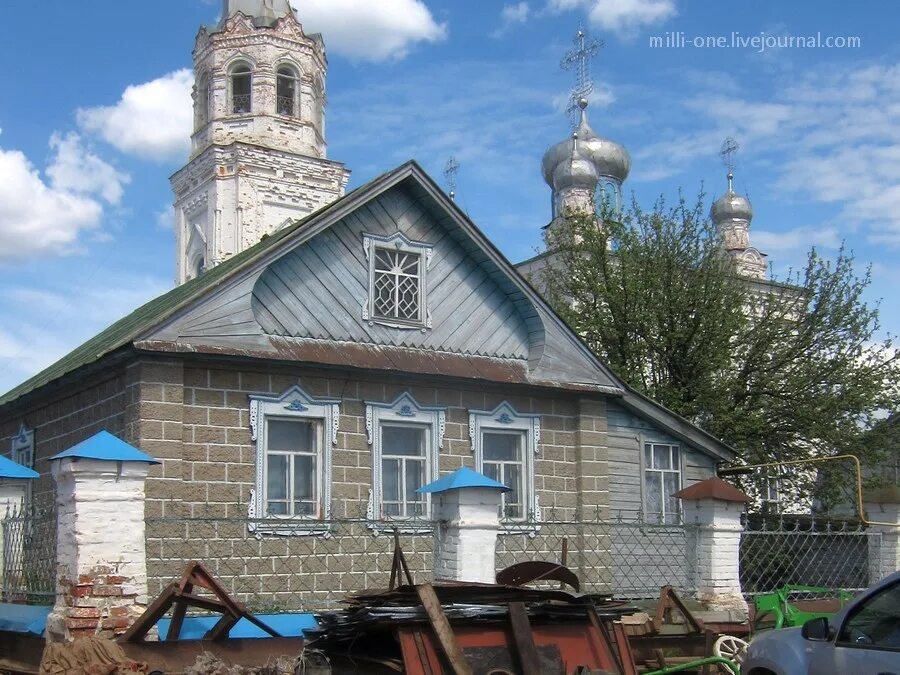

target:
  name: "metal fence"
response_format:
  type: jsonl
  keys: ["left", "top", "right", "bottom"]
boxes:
{"left": 0, "top": 502, "right": 56, "bottom": 604}
{"left": 496, "top": 512, "right": 694, "bottom": 599}
{"left": 739, "top": 515, "right": 881, "bottom": 595}
{"left": 146, "top": 511, "right": 695, "bottom": 612}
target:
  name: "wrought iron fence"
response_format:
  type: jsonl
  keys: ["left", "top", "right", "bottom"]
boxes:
{"left": 146, "top": 510, "right": 695, "bottom": 612}
{"left": 1, "top": 502, "right": 56, "bottom": 604}
{"left": 740, "top": 514, "right": 881, "bottom": 595}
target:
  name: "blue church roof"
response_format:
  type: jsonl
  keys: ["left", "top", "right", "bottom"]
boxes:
{"left": 49, "top": 431, "right": 160, "bottom": 464}
{"left": 0, "top": 455, "right": 38, "bottom": 479}
{"left": 417, "top": 467, "right": 510, "bottom": 494}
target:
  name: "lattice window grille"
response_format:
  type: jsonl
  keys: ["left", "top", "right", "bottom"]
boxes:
{"left": 363, "top": 232, "right": 433, "bottom": 330}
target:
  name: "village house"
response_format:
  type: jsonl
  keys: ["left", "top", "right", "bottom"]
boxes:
{"left": 0, "top": 0, "right": 742, "bottom": 621}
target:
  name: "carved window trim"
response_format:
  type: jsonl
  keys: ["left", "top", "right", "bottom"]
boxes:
{"left": 469, "top": 403, "right": 541, "bottom": 527}
{"left": 10, "top": 423, "right": 35, "bottom": 512}
{"left": 362, "top": 232, "right": 433, "bottom": 331}
{"left": 365, "top": 392, "right": 446, "bottom": 533}
{"left": 249, "top": 385, "right": 340, "bottom": 536}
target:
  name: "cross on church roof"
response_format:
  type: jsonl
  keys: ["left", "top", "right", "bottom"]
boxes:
{"left": 561, "top": 27, "right": 604, "bottom": 123}
{"left": 444, "top": 157, "right": 460, "bottom": 200}
{"left": 720, "top": 136, "right": 740, "bottom": 189}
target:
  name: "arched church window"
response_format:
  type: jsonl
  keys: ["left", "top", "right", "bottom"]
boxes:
{"left": 276, "top": 65, "right": 299, "bottom": 117}
{"left": 230, "top": 64, "right": 252, "bottom": 114}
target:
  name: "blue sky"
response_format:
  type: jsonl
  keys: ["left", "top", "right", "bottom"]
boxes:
{"left": 0, "top": 0, "right": 898, "bottom": 394}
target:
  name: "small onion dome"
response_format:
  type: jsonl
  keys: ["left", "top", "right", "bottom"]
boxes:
{"left": 542, "top": 99, "right": 631, "bottom": 188}
{"left": 711, "top": 173, "right": 754, "bottom": 224}
{"left": 552, "top": 136, "right": 601, "bottom": 191}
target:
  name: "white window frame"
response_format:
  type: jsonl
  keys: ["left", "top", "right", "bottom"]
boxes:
{"left": 10, "top": 423, "right": 35, "bottom": 510}
{"left": 641, "top": 440, "right": 682, "bottom": 524}
{"left": 366, "top": 393, "right": 445, "bottom": 532}
{"left": 249, "top": 385, "right": 340, "bottom": 536}
{"left": 362, "top": 232, "right": 433, "bottom": 331}
{"left": 469, "top": 402, "right": 541, "bottom": 526}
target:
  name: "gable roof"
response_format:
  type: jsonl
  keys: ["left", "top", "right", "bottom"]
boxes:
{"left": 0, "top": 161, "right": 735, "bottom": 462}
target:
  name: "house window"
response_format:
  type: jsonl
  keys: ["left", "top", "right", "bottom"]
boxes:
{"left": 276, "top": 65, "right": 299, "bottom": 117}
{"left": 264, "top": 419, "right": 320, "bottom": 517}
{"left": 366, "top": 393, "right": 445, "bottom": 525}
{"left": 644, "top": 443, "right": 681, "bottom": 524}
{"left": 381, "top": 425, "right": 428, "bottom": 518}
{"left": 249, "top": 385, "right": 340, "bottom": 533}
{"left": 363, "top": 233, "right": 433, "bottom": 329}
{"left": 470, "top": 403, "right": 541, "bottom": 523}
{"left": 230, "top": 64, "right": 252, "bottom": 114}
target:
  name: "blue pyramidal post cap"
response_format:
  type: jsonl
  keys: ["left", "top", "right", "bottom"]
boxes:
{"left": 417, "top": 467, "right": 510, "bottom": 494}
{"left": 49, "top": 430, "right": 160, "bottom": 464}
{"left": 0, "top": 455, "right": 39, "bottom": 479}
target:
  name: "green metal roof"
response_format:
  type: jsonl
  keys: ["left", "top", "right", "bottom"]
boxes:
{"left": 0, "top": 168, "right": 397, "bottom": 408}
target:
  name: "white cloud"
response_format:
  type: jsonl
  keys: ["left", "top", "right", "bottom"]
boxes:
{"left": 77, "top": 69, "right": 193, "bottom": 162}
{"left": 753, "top": 226, "right": 842, "bottom": 254}
{"left": 629, "top": 60, "right": 900, "bottom": 246}
{"left": 296, "top": 0, "right": 446, "bottom": 62}
{"left": 0, "top": 276, "right": 171, "bottom": 394}
{"left": 493, "top": 3, "right": 531, "bottom": 38}
{"left": 46, "top": 133, "right": 130, "bottom": 204}
{"left": 548, "top": 0, "right": 677, "bottom": 39}
{"left": 155, "top": 206, "right": 175, "bottom": 230}
{"left": 0, "top": 133, "right": 128, "bottom": 261}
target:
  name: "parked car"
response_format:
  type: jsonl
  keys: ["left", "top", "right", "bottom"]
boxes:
{"left": 743, "top": 571, "right": 900, "bottom": 675}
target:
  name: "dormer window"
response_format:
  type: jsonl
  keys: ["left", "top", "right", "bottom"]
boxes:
{"left": 230, "top": 64, "right": 252, "bottom": 114}
{"left": 363, "top": 233, "right": 433, "bottom": 329}
{"left": 276, "top": 65, "right": 299, "bottom": 117}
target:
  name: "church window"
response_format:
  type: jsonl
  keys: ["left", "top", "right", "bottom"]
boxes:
{"left": 276, "top": 65, "right": 299, "bottom": 117}
{"left": 470, "top": 403, "right": 540, "bottom": 523}
{"left": 366, "top": 393, "right": 445, "bottom": 526}
{"left": 197, "top": 72, "right": 211, "bottom": 127}
{"left": 643, "top": 443, "right": 682, "bottom": 524}
{"left": 230, "top": 64, "right": 252, "bottom": 114}
{"left": 363, "top": 232, "right": 433, "bottom": 329}
{"left": 249, "top": 386, "right": 340, "bottom": 534}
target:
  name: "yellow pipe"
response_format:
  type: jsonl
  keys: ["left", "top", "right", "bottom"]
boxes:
{"left": 722, "top": 454, "right": 897, "bottom": 528}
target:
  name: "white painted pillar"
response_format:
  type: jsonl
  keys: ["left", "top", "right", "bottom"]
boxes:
{"left": 432, "top": 486, "right": 503, "bottom": 584}
{"left": 677, "top": 478, "right": 750, "bottom": 621}
{"left": 864, "top": 498, "right": 900, "bottom": 583}
{"left": 419, "top": 468, "right": 507, "bottom": 584}
{"left": 46, "top": 458, "right": 153, "bottom": 642}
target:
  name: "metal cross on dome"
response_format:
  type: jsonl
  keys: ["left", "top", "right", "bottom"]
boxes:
{"left": 720, "top": 137, "right": 740, "bottom": 189}
{"left": 444, "top": 156, "right": 460, "bottom": 200}
{"left": 561, "top": 27, "right": 604, "bottom": 123}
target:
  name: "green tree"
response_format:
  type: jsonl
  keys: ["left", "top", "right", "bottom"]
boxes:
{"left": 539, "top": 196, "right": 900, "bottom": 508}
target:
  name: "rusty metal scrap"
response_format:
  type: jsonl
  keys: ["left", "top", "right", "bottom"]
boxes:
{"left": 121, "top": 561, "right": 280, "bottom": 643}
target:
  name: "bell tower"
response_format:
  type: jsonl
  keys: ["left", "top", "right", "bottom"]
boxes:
{"left": 171, "top": 0, "right": 351, "bottom": 284}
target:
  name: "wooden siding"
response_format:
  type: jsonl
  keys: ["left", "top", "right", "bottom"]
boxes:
{"left": 607, "top": 401, "right": 716, "bottom": 516}
{"left": 246, "top": 187, "right": 531, "bottom": 358}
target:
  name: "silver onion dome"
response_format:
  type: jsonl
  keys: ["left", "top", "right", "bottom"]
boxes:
{"left": 710, "top": 173, "right": 753, "bottom": 224}
{"left": 551, "top": 134, "right": 600, "bottom": 191}
{"left": 542, "top": 99, "right": 631, "bottom": 189}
